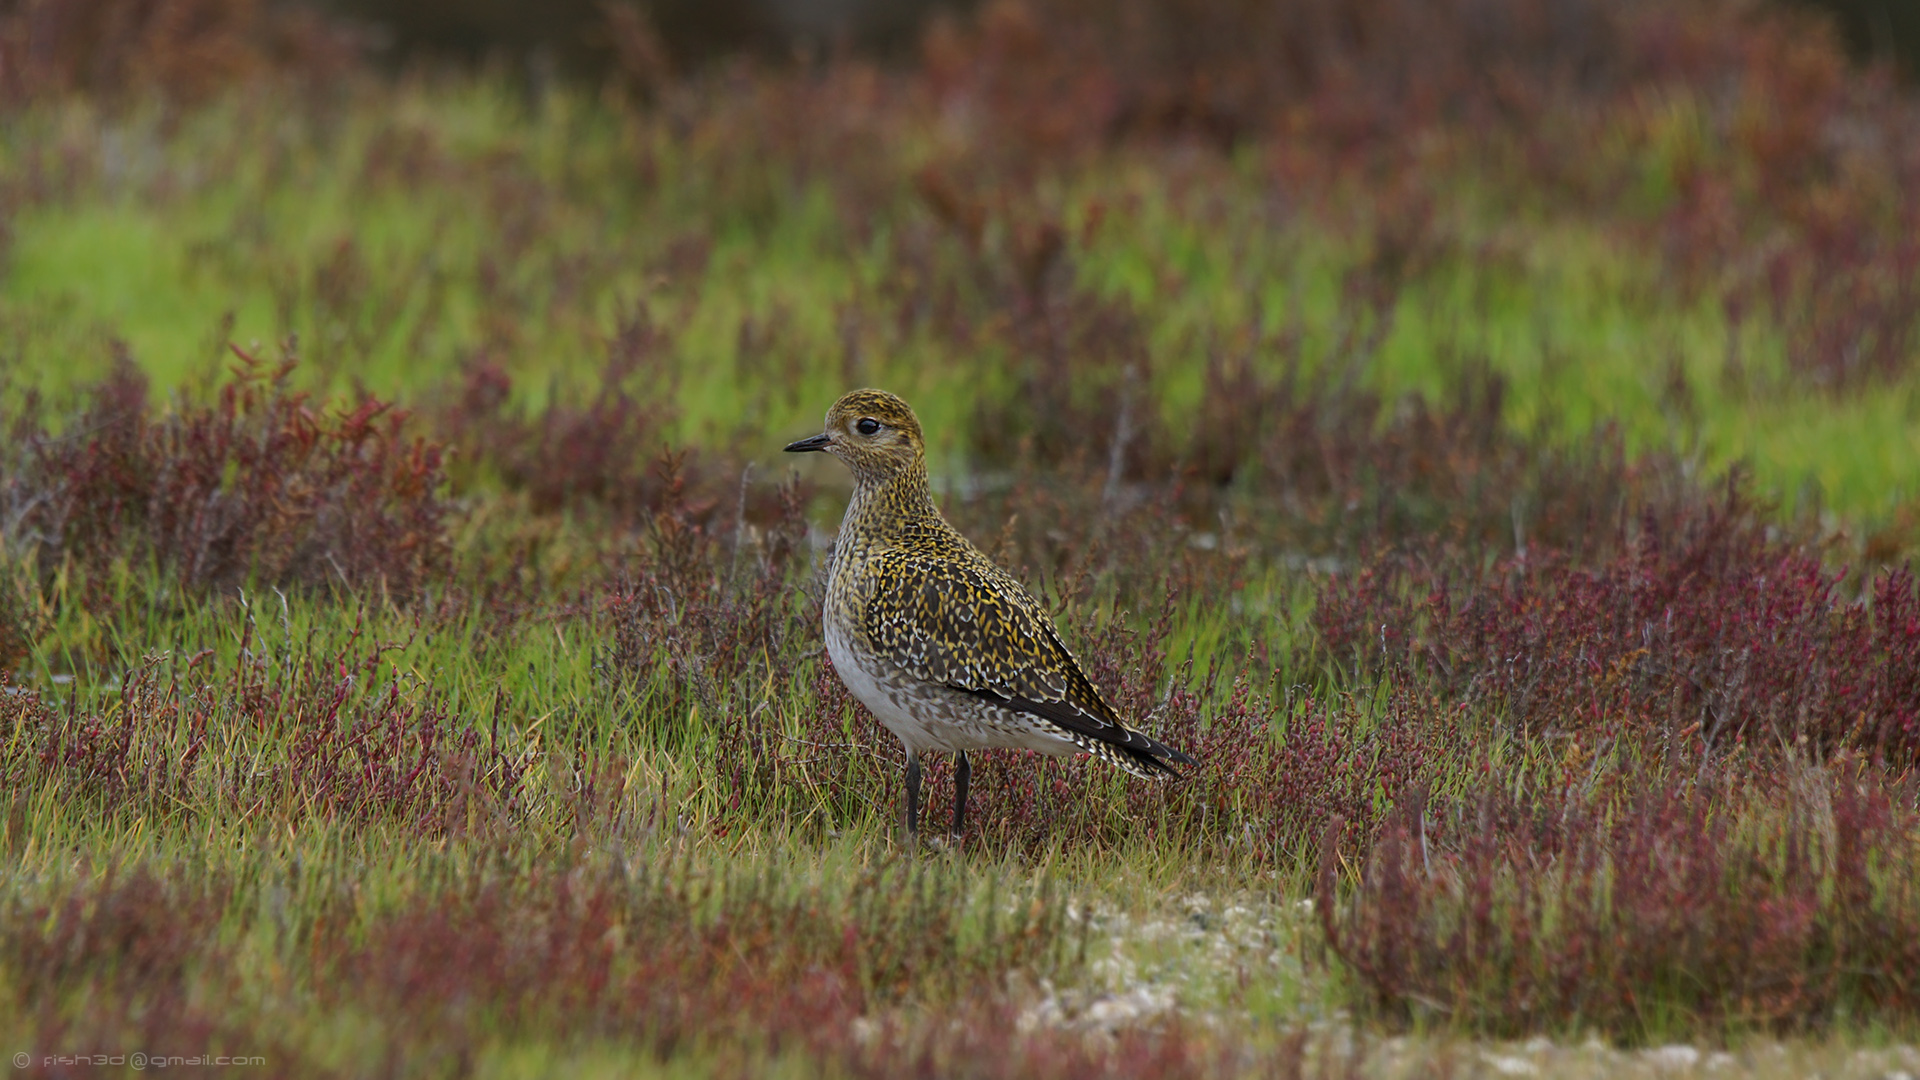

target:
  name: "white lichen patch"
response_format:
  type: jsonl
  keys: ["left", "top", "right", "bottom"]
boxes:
{"left": 1015, "top": 888, "right": 1326, "bottom": 1039}
{"left": 1016, "top": 980, "right": 1178, "bottom": 1036}
{"left": 1361, "top": 1038, "right": 1920, "bottom": 1080}
{"left": 1012, "top": 887, "right": 1920, "bottom": 1080}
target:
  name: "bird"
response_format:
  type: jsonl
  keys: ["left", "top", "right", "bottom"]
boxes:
{"left": 784, "top": 388, "right": 1196, "bottom": 841}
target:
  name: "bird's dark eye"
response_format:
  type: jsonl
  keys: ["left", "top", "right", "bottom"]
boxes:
{"left": 855, "top": 417, "right": 882, "bottom": 436}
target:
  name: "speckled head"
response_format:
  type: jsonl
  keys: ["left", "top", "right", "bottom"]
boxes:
{"left": 784, "top": 389, "right": 926, "bottom": 484}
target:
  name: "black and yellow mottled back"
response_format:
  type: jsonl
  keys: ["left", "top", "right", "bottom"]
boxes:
{"left": 854, "top": 536, "right": 1188, "bottom": 774}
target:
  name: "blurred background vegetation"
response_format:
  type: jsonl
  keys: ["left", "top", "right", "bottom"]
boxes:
{"left": 110, "top": 0, "right": 1920, "bottom": 77}
{"left": 6, "top": 0, "right": 1916, "bottom": 97}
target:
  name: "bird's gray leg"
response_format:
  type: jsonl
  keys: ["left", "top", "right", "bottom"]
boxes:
{"left": 904, "top": 752, "right": 921, "bottom": 839}
{"left": 952, "top": 751, "right": 970, "bottom": 837}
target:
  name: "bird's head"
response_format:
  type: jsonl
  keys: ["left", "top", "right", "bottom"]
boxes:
{"left": 784, "top": 389, "right": 926, "bottom": 483}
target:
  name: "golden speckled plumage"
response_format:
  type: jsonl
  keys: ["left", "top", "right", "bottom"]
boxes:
{"left": 785, "top": 388, "right": 1196, "bottom": 838}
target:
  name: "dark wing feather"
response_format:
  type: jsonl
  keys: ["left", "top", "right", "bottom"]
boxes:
{"left": 863, "top": 550, "right": 1194, "bottom": 772}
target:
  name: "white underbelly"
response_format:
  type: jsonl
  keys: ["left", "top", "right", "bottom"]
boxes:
{"left": 823, "top": 617, "right": 1079, "bottom": 758}
{"left": 825, "top": 617, "right": 938, "bottom": 752}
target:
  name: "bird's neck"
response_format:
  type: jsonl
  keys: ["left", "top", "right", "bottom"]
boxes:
{"left": 843, "top": 459, "right": 940, "bottom": 540}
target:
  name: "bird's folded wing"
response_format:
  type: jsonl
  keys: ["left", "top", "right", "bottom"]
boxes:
{"left": 863, "top": 550, "right": 1136, "bottom": 742}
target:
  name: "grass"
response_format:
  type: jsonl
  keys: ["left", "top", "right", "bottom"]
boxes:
{"left": 3, "top": 0, "right": 1920, "bottom": 1074}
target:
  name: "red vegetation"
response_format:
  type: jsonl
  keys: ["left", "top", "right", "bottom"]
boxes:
{"left": 436, "top": 311, "right": 690, "bottom": 523}
{"left": 1321, "top": 763, "right": 1920, "bottom": 1037}
{"left": 1315, "top": 485, "right": 1920, "bottom": 763}
{"left": 4, "top": 348, "right": 450, "bottom": 599}
{"left": 1, "top": 624, "right": 525, "bottom": 832}
{"left": 603, "top": 455, "right": 814, "bottom": 713}
{"left": 9, "top": 856, "right": 1338, "bottom": 1079}
{"left": 0, "top": 0, "right": 359, "bottom": 106}
{"left": 330, "top": 862, "right": 1079, "bottom": 1061}
{"left": 924, "top": 0, "right": 1638, "bottom": 158}
{"left": 1307, "top": 477, "right": 1920, "bottom": 1033}
{"left": 917, "top": 0, "right": 1920, "bottom": 394}
{"left": 0, "top": 866, "right": 289, "bottom": 1068}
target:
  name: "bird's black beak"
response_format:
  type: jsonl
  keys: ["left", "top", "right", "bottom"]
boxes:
{"left": 784, "top": 432, "right": 832, "bottom": 453}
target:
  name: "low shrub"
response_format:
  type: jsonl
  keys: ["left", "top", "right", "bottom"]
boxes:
{"left": 3, "top": 347, "right": 451, "bottom": 601}
{"left": 1316, "top": 484, "right": 1920, "bottom": 763}
{"left": 1321, "top": 760, "right": 1920, "bottom": 1036}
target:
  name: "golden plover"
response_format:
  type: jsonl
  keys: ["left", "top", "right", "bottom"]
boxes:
{"left": 785, "top": 388, "right": 1196, "bottom": 839}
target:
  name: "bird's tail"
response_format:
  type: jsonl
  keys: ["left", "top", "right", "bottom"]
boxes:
{"left": 1074, "top": 728, "right": 1196, "bottom": 780}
